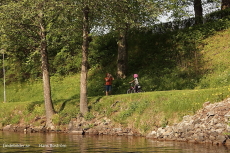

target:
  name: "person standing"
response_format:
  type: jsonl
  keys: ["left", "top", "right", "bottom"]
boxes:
{"left": 105, "top": 73, "right": 114, "bottom": 96}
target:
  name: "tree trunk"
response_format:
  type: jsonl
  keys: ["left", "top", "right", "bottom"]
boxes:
{"left": 117, "top": 28, "right": 128, "bottom": 79}
{"left": 80, "top": 5, "right": 89, "bottom": 116}
{"left": 193, "top": 0, "right": 203, "bottom": 24}
{"left": 39, "top": 12, "right": 55, "bottom": 128}
{"left": 221, "top": 0, "right": 230, "bottom": 10}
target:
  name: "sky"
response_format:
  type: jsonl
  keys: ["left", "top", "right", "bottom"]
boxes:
{"left": 158, "top": 1, "right": 221, "bottom": 23}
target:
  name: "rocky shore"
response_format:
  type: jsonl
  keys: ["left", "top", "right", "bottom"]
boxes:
{"left": 2, "top": 98, "right": 230, "bottom": 146}
{"left": 146, "top": 98, "right": 230, "bottom": 145}
{"left": 68, "top": 115, "right": 142, "bottom": 136}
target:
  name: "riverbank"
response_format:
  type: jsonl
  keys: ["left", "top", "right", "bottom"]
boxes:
{"left": 147, "top": 98, "right": 230, "bottom": 145}
{"left": 1, "top": 97, "right": 230, "bottom": 146}
{"left": 67, "top": 98, "right": 230, "bottom": 146}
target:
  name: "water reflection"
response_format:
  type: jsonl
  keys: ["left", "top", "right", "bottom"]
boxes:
{"left": 0, "top": 131, "right": 230, "bottom": 153}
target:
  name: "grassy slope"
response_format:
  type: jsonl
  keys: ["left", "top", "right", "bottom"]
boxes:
{"left": 0, "top": 27, "right": 230, "bottom": 135}
{"left": 198, "top": 29, "right": 230, "bottom": 88}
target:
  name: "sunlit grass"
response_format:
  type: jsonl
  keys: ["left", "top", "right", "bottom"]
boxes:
{"left": 88, "top": 86, "right": 230, "bottom": 134}
{"left": 198, "top": 29, "right": 230, "bottom": 88}
{"left": 0, "top": 75, "right": 81, "bottom": 127}
{"left": 0, "top": 73, "right": 229, "bottom": 134}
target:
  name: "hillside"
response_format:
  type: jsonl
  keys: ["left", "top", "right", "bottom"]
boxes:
{"left": 198, "top": 29, "right": 230, "bottom": 88}
{"left": 86, "top": 15, "right": 230, "bottom": 96}
{"left": 0, "top": 18, "right": 230, "bottom": 135}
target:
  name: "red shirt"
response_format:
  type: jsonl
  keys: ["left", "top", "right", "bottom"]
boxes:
{"left": 105, "top": 77, "right": 113, "bottom": 85}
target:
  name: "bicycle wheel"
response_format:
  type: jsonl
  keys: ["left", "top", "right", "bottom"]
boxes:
{"left": 127, "top": 89, "right": 135, "bottom": 94}
{"left": 138, "top": 89, "right": 143, "bottom": 93}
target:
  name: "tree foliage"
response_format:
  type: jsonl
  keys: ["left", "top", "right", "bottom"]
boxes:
{"left": 0, "top": 0, "right": 73, "bottom": 128}
{"left": 98, "top": 0, "right": 167, "bottom": 78}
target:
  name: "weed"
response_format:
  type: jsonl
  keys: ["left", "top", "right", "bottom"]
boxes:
{"left": 140, "top": 124, "right": 151, "bottom": 134}
{"left": 32, "top": 104, "right": 45, "bottom": 116}
{"left": 84, "top": 123, "right": 94, "bottom": 129}
{"left": 161, "top": 118, "right": 168, "bottom": 128}
{"left": 84, "top": 112, "right": 95, "bottom": 121}
{"left": 52, "top": 114, "right": 60, "bottom": 125}
{"left": 11, "top": 115, "right": 21, "bottom": 124}
{"left": 113, "top": 101, "right": 149, "bottom": 122}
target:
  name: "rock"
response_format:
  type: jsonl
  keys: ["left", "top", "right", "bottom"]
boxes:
{"left": 203, "top": 101, "right": 211, "bottom": 108}
{"left": 85, "top": 129, "right": 99, "bottom": 135}
{"left": 163, "top": 131, "right": 171, "bottom": 136}
{"left": 207, "top": 110, "right": 215, "bottom": 117}
{"left": 146, "top": 99, "right": 230, "bottom": 145}
{"left": 113, "top": 128, "right": 122, "bottom": 132}
{"left": 70, "top": 130, "right": 84, "bottom": 135}
{"left": 226, "top": 125, "right": 230, "bottom": 132}
{"left": 193, "top": 119, "right": 202, "bottom": 124}
{"left": 209, "top": 135, "right": 216, "bottom": 141}
{"left": 182, "top": 115, "right": 191, "bottom": 122}
{"left": 3, "top": 125, "right": 12, "bottom": 131}
{"left": 216, "top": 135, "right": 227, "bottom": 144}
{"left": 15, "top": 126, "right": 27, "bottom": 132}
{"left": 225, "top": 112, "right": 230, "bottom": 122}
{"left": 146, "top": 131, "right": 157, "bottom": 138}
{"left": 225, "top": 139, "right": 230, "bottom": 145}
{"left": 156, "top": 127, "right": 165, "bottom": 138}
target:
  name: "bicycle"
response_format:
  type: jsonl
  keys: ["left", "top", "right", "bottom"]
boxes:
{"left": 127, "top": 83, "right": 143, "bottom": 94}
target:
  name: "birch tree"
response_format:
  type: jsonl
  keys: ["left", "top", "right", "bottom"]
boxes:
{"left": 67, "top": 0, "right": 111, "bottom": 115}
{"left": 0, "top": 0, "right": 66, "bottom": 128}
{"left": 80, "top": 3, "right": 90, "bottom": 115}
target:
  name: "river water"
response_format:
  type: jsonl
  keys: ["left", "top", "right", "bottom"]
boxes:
{"left": 0, "top": 131, "right": 230, "bottom": 153}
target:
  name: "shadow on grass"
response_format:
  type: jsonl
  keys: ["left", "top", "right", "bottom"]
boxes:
{"left": 54, "top": 94, "right": 80, "bottom": 113}
{"left": 26, "top": 94, "right": 80, "bottom": 113}
{"left": 26, "top": 101, "right": 44, "bottom": 113}
{"left": 28, "top": 95, "right": 102, "bottom": 114}
{"left": 87, "top": 96, "right": 103, "bottom": 110}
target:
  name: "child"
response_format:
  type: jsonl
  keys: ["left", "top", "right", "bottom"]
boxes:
{"left": 129, "top": 74, "right": 139, "bottom": 93}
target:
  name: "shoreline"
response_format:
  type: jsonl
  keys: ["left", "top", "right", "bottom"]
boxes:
{"left": 2, "top": 99, "right": 230, "bottom": 146}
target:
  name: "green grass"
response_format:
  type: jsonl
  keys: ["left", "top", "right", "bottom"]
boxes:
{"left": 0, "top": 102, "right": 27, "bottom": 125}
{"left": 0, "top": 75, "right": 229, "bottom": 134}
{"left": 197, "top": 29, "right": 230, "bottom": 88}
{"left": 88, "top": 86, "right": 230, "bottom": 134}
{"left": 0, "top": 19, "right": 230, "bottom": 134}
{"left": 0, "top": 75, "right": 81, "bottom": 127}
{"left": 0, "top": 74, "right": 80, "bottom": 103}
